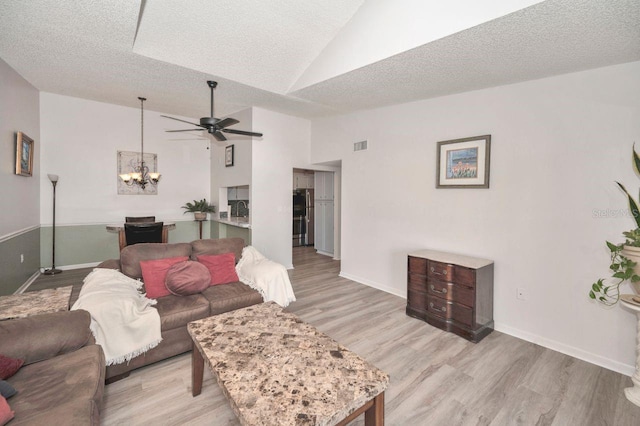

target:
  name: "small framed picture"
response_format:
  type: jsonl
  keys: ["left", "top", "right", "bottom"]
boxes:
{"left": 436, "top": 135, "right": 491, "bottom": 188}
{"left": 15, "top": 132, "right": 34, "bottom": 177}
{"left": 225, "top": 144, "right": 234, "bottom": 167}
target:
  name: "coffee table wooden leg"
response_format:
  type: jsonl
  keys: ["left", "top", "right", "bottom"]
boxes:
{"left": 192, "top": 343, "right": 204, "bottom": 397}
{"left": 364, "top": 392, "right": 384, "bottom": 426}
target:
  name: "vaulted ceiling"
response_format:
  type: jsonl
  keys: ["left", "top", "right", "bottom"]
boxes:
{"left": 0, "top": 0, "right": 638, "bottom": 119}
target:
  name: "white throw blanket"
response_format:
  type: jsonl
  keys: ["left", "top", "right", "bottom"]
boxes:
{"left": 71, "top": 268, "right": 162, "bottom": 366}
{"left": 236, "top": 246, "right": 296, "bottom": 307}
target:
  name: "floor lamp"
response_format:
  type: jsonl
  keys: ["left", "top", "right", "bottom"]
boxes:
{"left": 44, "top": 174, "right": 62, "bottom": 275}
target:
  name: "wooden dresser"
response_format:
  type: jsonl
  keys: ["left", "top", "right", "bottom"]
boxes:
{"left": 406, "top": 250, "right": 494, "bottom": 343}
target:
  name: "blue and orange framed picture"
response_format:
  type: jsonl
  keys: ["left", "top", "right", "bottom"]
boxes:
{"left": 436, "top": 135, "right": 491, "bottom": 188}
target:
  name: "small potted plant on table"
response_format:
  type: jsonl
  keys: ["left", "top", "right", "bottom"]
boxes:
{"left": 182, "top": 199, "right": 216, "bottom": 221}
{"left": 590, "top": 145, "right": 640, "bottom": 305}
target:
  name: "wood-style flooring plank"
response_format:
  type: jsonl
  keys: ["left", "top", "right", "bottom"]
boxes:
{"left": 29, "top": 246, "right": 640, "bottom": 425}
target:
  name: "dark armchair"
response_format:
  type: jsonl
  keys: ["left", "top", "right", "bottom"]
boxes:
{"left": 124, "top": 222, "right": 164, "bottom": 246}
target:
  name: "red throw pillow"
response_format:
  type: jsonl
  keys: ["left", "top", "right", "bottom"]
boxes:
{"left": 197, "top": 253, "right": 240, "bottom": 286}
{"left": 165, "top": 261, "right": 211, "bottom": 296}
{"left": 0, "top": 355, "right": 23, "bottom": 380}
{"left": 140, "top": 256, "right": 189, "bottom": 298}
{"left": 0, "top": 396, "right": 14, "bottom": 426}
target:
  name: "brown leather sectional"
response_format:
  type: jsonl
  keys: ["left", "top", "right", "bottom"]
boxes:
{"left": 0, "top": 310, "right": 105, "bottom": 425}
{"left": 72, "top": 237, "right": 263, "bottom": 382}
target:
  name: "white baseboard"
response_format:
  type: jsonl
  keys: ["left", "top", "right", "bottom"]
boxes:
{"left": 39, "top": 262, "right": 100, "bottom": 273}
{"left": 316, "top": 250, "right": 334, "bottom": 257}
{"left": 338, "top": 271, "right": 405, "bottom": 299}
{"left": 494, "top": 322, "right": 635, "bottom": 377}
{"left": 15, "top": 270, "right": 40, "bottom": 294}
{"left": 337, "top": 271, "right": 635, "bottom": 378}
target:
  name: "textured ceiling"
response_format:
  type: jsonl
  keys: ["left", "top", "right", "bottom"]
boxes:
{"left": 0, "top": 0, "right": 638, "bottom": 120}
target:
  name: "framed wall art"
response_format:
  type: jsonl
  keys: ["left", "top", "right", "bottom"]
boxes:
{"left": 225, "top": 144, "right": 234, "bottom": 167}
{"left": 15, "top": 132, "right": 34, "bottom": 177}
{"left": 436, "top": 135, "right": 491, "bottom": 189}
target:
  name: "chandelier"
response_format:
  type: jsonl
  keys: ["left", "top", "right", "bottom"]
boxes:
{"left": 119, "top": 97, "right": 161, "bottom": 190}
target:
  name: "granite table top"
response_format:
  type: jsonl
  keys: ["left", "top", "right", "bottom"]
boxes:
{"left": 0, "top": 286, "right": 72, "bottom": 321}
{"left": 188, "top": 302, "right": 389, "bottom": 426}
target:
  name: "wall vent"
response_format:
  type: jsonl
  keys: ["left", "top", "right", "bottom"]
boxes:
{"left": 353, "top": 140, "right": 368, "bottom": 152}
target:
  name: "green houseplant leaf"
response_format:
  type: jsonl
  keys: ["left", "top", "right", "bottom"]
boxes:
{"left": 590, "top": 145, "right": 640, "bottom": 306}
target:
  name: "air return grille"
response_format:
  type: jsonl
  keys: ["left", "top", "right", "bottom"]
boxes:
{"left": 353, "top": 140, "right": 368, "bottom": 151}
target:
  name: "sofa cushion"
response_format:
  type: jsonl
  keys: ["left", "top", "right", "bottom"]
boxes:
{"left": 120, "top": 243, "right": 192, "bottom": 279}
{"left": 154, "top": 293, "right": 210, "bottom": 331}
{"left": 0, "top": 355, "right": 23, "bottom": 380}
{"left": 0, "top": 311, "right": 93, "bottom": 366}
{"left": 9, "top": 344, "right": 105, "bottom": 426}
{"left": 191, "top": 238, "right": 244, "bottom": 263}
{"left": 197, "top": 253, "right": 240, "bottom": 286}
{"left": 165, "top": 261, "right": 211, "bottom": 296}
{"left": 140, "top": 256, "right": 189, "bottom": 299}
{"left": 201, "top": 282, "right": 263, "bottom": 315}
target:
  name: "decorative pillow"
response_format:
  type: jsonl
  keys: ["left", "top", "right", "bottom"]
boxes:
{"left": 140, "top": 256, "right": 189, "bottom": 298}
{"left": 165, "top": 261, "right": 211, "bottom": 296}
{"left": 0, "top": 396, "right": 13, "bottom": 426}
{"left": 0, "top": 355, "right": 23, "bottom": 380}
{"left": 0, "top": 382, "right": 16, "bottom": 399}
{"left": 197, "top": 253, "right": 240, "bottom": 286}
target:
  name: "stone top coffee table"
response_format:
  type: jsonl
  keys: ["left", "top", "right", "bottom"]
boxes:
{"left": 187, "top": 302, "right": 389, "bottom": 426}
{"left": 0, "top": 286, "right": 73, "bottom": 321}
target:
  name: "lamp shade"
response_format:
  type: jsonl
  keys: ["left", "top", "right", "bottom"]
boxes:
{"left": 47, "top": 174, "right": 59, "bottom": 183}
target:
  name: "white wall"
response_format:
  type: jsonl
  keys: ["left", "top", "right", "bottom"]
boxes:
{"left": 310, "top": 61, "right": 640, "bottom": 375}
{"left": 39, "top": 93, "right": 211, "bottom": 225}
{"left": 251, "top": 108, "right": 312, "bottom": 268}
{"left": 0, "top": 59, "right": 40, "bottom": 237}
{"left": 210, "top": 107, "right": 253, "bottom": 215}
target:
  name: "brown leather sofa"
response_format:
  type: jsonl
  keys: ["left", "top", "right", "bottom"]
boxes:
{"left": 72, "top": 237, "right": 263, "bottom": 382}
{"left": 0, "top": 310, "right": 105, "bottom": 425}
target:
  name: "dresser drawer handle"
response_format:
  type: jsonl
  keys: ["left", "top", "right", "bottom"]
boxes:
{"left": 429, "top": 284, "right": 447, "bottom": 294}
{"left": 430, "top": 266, "right": 447, "bottom": 276}
{"left": 429, "top": 302, "right": 447, "bottom": 312}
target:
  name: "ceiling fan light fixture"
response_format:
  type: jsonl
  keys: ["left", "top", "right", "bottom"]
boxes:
{"left": 162, "top": 81, "right": 263, "bottom": 141}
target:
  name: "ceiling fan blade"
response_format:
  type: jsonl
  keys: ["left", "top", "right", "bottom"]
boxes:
{"left": 216, "top": 118, "right": 240, "bottom": 129}
{"left": 166, "top": 129, "right": 204, "bottom": 132}
{"left": 221, "top": 128, "right": 264, "bottom": 137}
{"left": 212, "top": 130, "right": 227, "bottom": 141}
{"left": 161, "top": 115, "right": 203, "bottom": 127}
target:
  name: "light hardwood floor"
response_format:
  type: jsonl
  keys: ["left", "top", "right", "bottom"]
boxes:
{"left": 30, "top": 247, "right": 640, "bottom": 425}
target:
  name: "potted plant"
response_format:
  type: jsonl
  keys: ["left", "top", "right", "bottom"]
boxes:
{"left": 181, "top": 199, "right": 216, "bottom": 221}
{"left": 590, "top": 145, "right": 640, "bottom": 306}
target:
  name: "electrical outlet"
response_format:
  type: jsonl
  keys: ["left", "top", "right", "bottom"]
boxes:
{"left": 516, "top": 288, "right": 527, "bottom": 300}
{"left": 20, "top": 254, "right": 24, "bottom": 263}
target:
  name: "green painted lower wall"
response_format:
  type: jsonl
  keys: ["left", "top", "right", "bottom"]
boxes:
{"left": 39, "top": 220, "right": 214, "bottom": 267}
{"left": 0, "top": 228, "right": 40, "bottom": 295}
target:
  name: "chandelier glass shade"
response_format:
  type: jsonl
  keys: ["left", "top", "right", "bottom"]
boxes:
{"left": 119, "top": 97, "right": 161, "bottom": 190}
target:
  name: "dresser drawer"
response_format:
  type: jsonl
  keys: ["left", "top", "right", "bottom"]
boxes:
{"left": 408, "top": 256, "right": 428, "bottom": 275}
{"left": 427, "top": 260, "right": 475, "bottom": 288}
{"left": 427, "top": 279, "right": 475, "bottom": 308}
{"left": 427, "top": 295, "right": 474, "bottom": 326}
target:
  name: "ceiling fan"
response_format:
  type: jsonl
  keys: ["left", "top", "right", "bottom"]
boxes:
{"left": 161, "top": 81, "right": 263, "bottom": 142}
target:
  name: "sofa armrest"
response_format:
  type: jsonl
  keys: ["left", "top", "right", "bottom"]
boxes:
{"left": 0, "top": 310, "right": 93, "bottom": 365}
{"left": 97, "top": 259, "right": 121, "bottom": 270}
